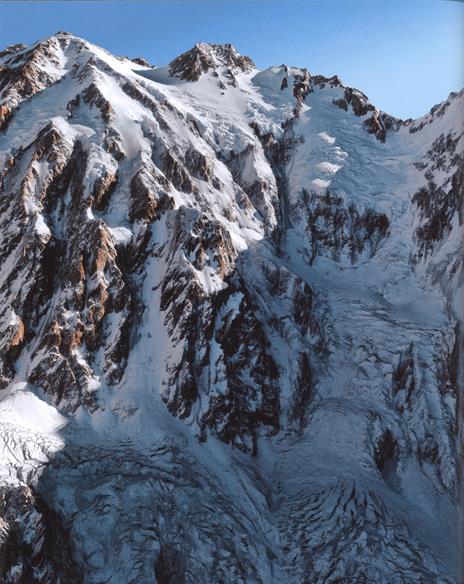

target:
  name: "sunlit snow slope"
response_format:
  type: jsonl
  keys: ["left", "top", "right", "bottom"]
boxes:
{"left": 0, "top": 32, "right": 463, "bottom": 583}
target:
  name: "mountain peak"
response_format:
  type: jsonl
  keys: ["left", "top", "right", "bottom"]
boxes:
{"left": 46, "top": 30, "right": 86, "bottom": 48}
{"left": 168, "top": 42, "right": 255, "bottom": 82}
{"left": 53, "top": 30, "right": 73, "bottom": 37}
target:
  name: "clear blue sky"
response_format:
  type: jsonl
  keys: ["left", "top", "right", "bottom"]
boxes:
{"left": 0, "top": 0, "right": 462, "bottom": 119}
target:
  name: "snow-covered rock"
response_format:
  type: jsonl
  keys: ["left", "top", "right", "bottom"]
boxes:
{"left": 0, "top": 31, "right": 462, "bottom": 583}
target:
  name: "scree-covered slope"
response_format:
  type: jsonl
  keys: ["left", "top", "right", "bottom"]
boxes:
{"left": 0, "top": 32, "right": 463, "bottom": 583}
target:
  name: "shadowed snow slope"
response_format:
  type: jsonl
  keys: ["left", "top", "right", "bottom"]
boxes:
{"left": 0, "top": 32, "right": 463, "bottom": 583}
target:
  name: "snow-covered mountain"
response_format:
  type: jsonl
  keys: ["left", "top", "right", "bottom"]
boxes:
{"left": 0, "top": 32, "right": 463, "bottom": 583}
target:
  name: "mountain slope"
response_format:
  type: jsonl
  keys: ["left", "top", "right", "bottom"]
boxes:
{"left": 0, "top": 32, "right": 463, "bottom": 583}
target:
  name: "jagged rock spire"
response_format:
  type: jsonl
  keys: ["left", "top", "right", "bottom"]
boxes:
{"left": 168, "top": 42, "right": 255, "bottom": 81}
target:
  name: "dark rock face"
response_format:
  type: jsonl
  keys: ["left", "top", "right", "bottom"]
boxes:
{"left": 249, "top": 116, "right": 301, "bottom": 248}
{"left": 290, "top": 352, "right": 312, "bottom": 428}
{"left": 156, "top": 208, "right": 285, "bottom": 454}
{"left": 129, "top": 163, "right": 170, "bottom": 223}
{"left": 392, "top": 346, "right": 416, "bottom": 409}
{"left": 292, "top": 69, "right": 311, "bottom": 116}
{"left": 222, "top": 143, "right": 278, "bottom": 228}
{"left": 155, "top": 544, "right": 186, "bottom": 584}
{"left": 412, "top": 133, "right": 463, "bottom": 256}
{"left": 168, "top": 43, "right": 254, "bottom": 83}
{"left": 201, "top": 285, "right": 281, "bottom": 454}
{"left": 0, "top": 37, "right": 65, "bottom": 130}
{"left": 413, "top": 180, "right": 457, "bottom": 255}
{"left": 0, "top": 486, "right": 81, "bottom": 583}
{"left": 0, "top": 116, "right": 135, "bottom": 410}
{"left": 374, "top": 428, "right": 398, "bottom": 475}
{"left": 82, "top": 83, "right": 114, "bottom": 123}
{"left": 312, "top": 74, "right": 342, "bottom": 89}
{"left": 291, "top": 190, "right": 390, "bottom": 263}
{"left": 130, "top": 56, "right": 152, "bottom": 68}
{"left": 332, "top": 86, "right": 401, "bottom": 141}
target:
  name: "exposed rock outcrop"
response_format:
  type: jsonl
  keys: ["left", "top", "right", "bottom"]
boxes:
{"left": 168, "top": 42, "right": 255, "bottom": 84}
